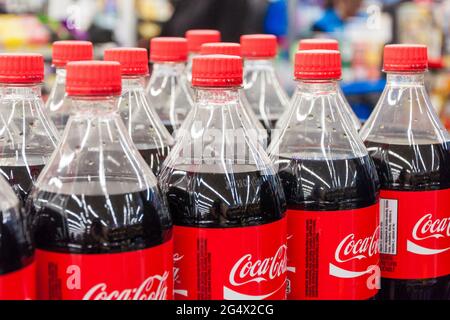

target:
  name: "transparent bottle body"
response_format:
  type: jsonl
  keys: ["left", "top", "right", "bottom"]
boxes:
{"left": 159, "top": 87, "right": 286, "bottom": 228}
{"left": 269, "top": 80, "right": 378, "bottom": 211}
{"left": 119, "top": 76, "right": 174, "bottom": 175}
{"left": 276, "top": 84, "right": 361, "bottom": 134}
{"left": 45, "top": 68, "right": 72, "bottom": 133}
{"left": 0, "top": 84, "right": 59, "bottom": 204}
{"left": 27, "top": 96, "right": 171, "bottom": 253}
{"left": 360, "top": 72, "right": 450, "bottom": 300}
{"left": 243, "top": 59, "right": 289, "bottom": 135}
{"left": 146, "top": 62, "right": 193, "bottom": 135}
{"left": 176, "top": 87, "right": 268, "bottom": 149}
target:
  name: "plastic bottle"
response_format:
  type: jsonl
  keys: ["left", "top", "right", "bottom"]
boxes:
{"left": 104, "top": 47, "right": 174, "bottom": 175}
{"left": 46, "top": 41, "right": 94, "bottom": 132}
{"left": 268, "top": 50, "right": 380, "bottom": 300}
{"left": 147, "top": 37, "right": 193, "bottom": 135}
{"left": 240, "top": 34, "right": 289, "bottom": 140}
{"left": 361, "top": 44, "right": 450, "bottom": 300}
{"left": 0, "top": 54, "right": 59, "bottom": 205}
{"left": 27, "top": 61, "right": 173, "bottom": 300}
{"left": 159, "top": 54, "right": 287, "bottom": 300}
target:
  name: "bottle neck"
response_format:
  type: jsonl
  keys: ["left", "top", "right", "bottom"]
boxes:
{"left": 386, "top": 72, "right": 425, "bottom": 87}
{"left": 151, "top": 62, "right": 186, "bottom": 76}
{"left": 0, "top": 83, "right": 42, "bottom": 98}
{"left": 244, "top": 58, "right": 275, "bottom": 71}
{"left": 295, "top": 79, "right": 339, "bottom": 95}
{"left": 195, "top": 87, "right": 240, "bottom": 107}
{"left": 70, "top": 96, "right": 119, "bottom": 116}
{"left": 122, "top": 75, "right": 147, "bottom": 92}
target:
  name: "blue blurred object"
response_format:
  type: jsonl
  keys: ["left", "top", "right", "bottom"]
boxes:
{"left": 312, "top": 8, "right": 344, "bottom": 33}
{"left": 341, "top": 79, "right": 386, "bottom": 96}
{"left": 264, "top": 0, "right": 288, "bottom": 36}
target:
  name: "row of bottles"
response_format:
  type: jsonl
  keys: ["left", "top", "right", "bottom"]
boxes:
{"left": 0, "top": 30, "right": 448, "bottom": 301}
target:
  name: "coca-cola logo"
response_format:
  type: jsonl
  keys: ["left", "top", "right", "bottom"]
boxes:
{"left": 329, "top": 226, "right": 380, "bottom": 279}
{"left": 407, "top": 213, "right": 450, "bottom": 255}
{"left": 334, "top": 226, "right": 380, "bottom": 263}
{"left": 229, "top": 245, "right": 287, "bottom": 287}
{"left": 223, "top": 245, "right": 287, "bottom": 300}
{"left": 82, "top": 272, "right": 169, "bottom": 300}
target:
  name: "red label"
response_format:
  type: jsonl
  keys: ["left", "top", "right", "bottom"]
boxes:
{"left": 287, "top": 205, "right": 380, "bottom": 300}
{"left": 379, "top": 189, "right": 450, "bottom": 279}
{"left": 173, "top": 218, "right": 287, "bottom": 300}
{"left": 0, "top": 262, "right": 36, "bottom": 300}
{"left": 36, "top": 240, "right": 173, "bottom": 300}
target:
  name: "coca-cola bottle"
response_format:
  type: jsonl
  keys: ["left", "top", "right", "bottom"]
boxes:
{"left": 159, "top": 55, "right": 287, "bottom": 300}
{"left": 0, "top": 54, "right": 59, "bottom": 205}
{"left": 104, "top": 47, "right": 174, "bottom": 176}
{"left": 185, "top": 29, "right": 221, "bottom": 81}
{"left": 0, "top": 176, "right": 35, "bottom": 300}
{"left": 361, "top": 44, "right": 450, "bottom": 300}
{"left": 268, "top": 50, "right": 380, "bottom": 300}
{"left": 276, "top": 39, "right": 361, "bottom": 133}
{"left": 46, "top": 41, "right": 94, "bottom": 132}
{"left": 240, "top": 34, "right": 289, "bottom": 139}
{"left": 147, "top": 37, "right": 193, "bottom": 135}
{"left": 198, "top": 42, "right": 268, "bottom": 148}
{"left": 27, "top": 61, "right": 173, "bottom": 300}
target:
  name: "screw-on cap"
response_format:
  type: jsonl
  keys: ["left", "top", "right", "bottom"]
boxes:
{"left": 383, "top": 44, "right": 428, "bottom": 72}
{"left": 200, "top": 42, "right": 241, "bottom": 56}
{"left": 52, "top": 41, "right": 94, "bottom": 67}
{"left": 192, "top": 54, "right": 242, "bottom": 87}
{"left": 295, "top": 50, "right": 341, "bottom": 80}
{"left": 150, "top": 37, "right": 188, "bottom": 62}
{"left": 240, "top": 34, "right": 277, "bottom": 59}
{"left": 0, "top": 53, "right": 44, "bottom": 83}
{"left": 185, "top": 29, "right": 221, "bottom": 53}
{"left": 104, "top": 47, "right": 149, "bottom": 75}
{"left": 298, "top": 38, "right": 339, "bottom": 51}
{"left": 66, "top": 61, "right": 122, "bottom": 96}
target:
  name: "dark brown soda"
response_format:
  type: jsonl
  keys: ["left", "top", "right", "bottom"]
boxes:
{"left": 0, "top": 164, "right": 45, "bottom": 205}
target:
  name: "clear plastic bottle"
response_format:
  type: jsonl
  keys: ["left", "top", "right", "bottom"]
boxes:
{"left": 240, "top": 34, "right": 289, "bottom": 140}
{"left": 276, "top": 38, "right": 361, "bottom": 133}
{"left": 147, "top": 37, "right": 193, "bottom": 135}
{"left": 46, "top": 41, "right": 94, "bottom": 132}
{"left": 361, "top": 44, "right": 450, "bottom": 300}
{"left": 185, "top": 29, "right": 221, "bottom": 82}
{"left": 104, "top": 47, "right": 174, "bottom": 176}
{"left": 0, "top": 54, "right": 59, "bottom": 205}
{"left": 268, "top": 50, "right": 380, "bottom": 300}
{"left": 196, "top": 42, "right": 268, "bottom": 148}
{"left": 0, "top": 175, "right": 35, "bottom": 300}
{"left": 27, "top": 61, "right": 173, "bottom": 300}
{"left": 159, "top": 55, "right": 287, "bottom": 300}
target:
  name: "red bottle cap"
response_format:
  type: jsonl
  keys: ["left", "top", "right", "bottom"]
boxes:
{"left": 298, "top": 38, "right": 339, "bottom": 51}
{"left": 0, "top": 53, "right": 44, "bottom": 83}
{"left": 240, "top": 34, "right": 277, "bottom": 59}
{"left": 185, "top": 29, "right": 221, "bottom": 53}
{"left": 150, "top": 37, "right": 188, "bottom": 62}
{"left": 200, "top": 42, "right": 241, "bottom": 56}
{"left": 66, "top": 61, "right": 122, "bottom": 96}
{"left": 295, "top": 50, "right": 341, "bottom": 80}
{"left": 52, "top": 41, "right": 94, "bottom": 67}
{"left": 383, "top": 44, "right": 428, "bottom": 72}
{"left": 192, "top": 54, "right": 242, "bottom": 87}
{"left": 104, "top": 47, "right": 149, "bottom": 75}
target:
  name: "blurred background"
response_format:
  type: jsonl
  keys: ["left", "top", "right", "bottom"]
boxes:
{"left": 1, "top": 0, "right": 450, "bottom": 127}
